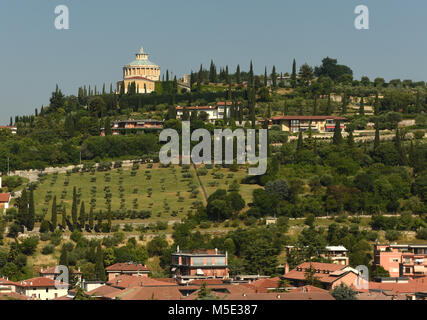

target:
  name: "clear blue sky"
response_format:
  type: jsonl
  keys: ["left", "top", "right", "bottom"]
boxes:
{"left": 1, "top": 0, "right": 427, "bottom": 123}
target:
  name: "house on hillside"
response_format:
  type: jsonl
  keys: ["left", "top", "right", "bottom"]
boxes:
{"left": 0, "top": 193, "right": 10, "bottom": 213}
{"left": 105, "top": 262, "right": 150, "bottom": 281}
{"left": 283, "top": 262, "right": 359, "bottom": 290}
{"left": 171, "top": 248, "right": 229, "bottom": 284}
{"left": 15, "top": 277, "right": 69, "bottom": 300}
{"left": 266, "top": 115, "right": 347, "bottom": 133}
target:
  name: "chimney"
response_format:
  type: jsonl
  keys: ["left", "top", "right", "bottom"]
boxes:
{"left": 276, "top": 294, "right": 281, "bottom": 299}
{"left": 215, "top": 248, "right": 218, "bottom": 255}
{"left": 284, "top": 263, "right": 289, "bottom": 275}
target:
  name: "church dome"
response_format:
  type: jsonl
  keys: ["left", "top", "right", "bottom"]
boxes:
{"left": 126, "top": 47, "right": 159, "bottom": 67}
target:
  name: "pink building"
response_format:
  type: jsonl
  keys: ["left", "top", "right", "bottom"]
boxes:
{"left": 105, "top": 262, "right": 150, "bottom": 281}
{"left": 374, "top": 244, "right": 427, "bottom": 278}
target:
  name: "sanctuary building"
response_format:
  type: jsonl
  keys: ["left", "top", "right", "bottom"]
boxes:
{"left": 117, "top": 47, "right": 160, "bottom": 94}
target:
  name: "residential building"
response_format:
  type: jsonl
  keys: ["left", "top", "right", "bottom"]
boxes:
{"left": 39, "top": 266, "right": 82, "bottom": 285}
{"left": 171, "top": 248, "right": 229, "bottom": 283}
{"left": 176, "top": 101, "right": 240, "bottom": 123}
{"left": 0, "top": 193, "right": 10, "bottom": 213}
{"left": 0, "top": 277, "right": 18, "bottom": 294}
{"left": 373, "top": 244, "right": 427, "bottom": 278}
{"left": 117, "top": 47, "right": 160, "bottom": 94}
{"left": 323, "top": 246, "right": 349, "bottom": 265}
{"left": 283, "top": 262, "right": 360, "bottom": 290}
{"left": 0, "top": 126, "right": 17, "bottom": 134}
{"left": 101, "top": 119, "right": 163, "bottom": 136}
{"left": 267, "top": 115, "right": 347, "bottom": 133}
{"left": 15, "top": 277, "right": 68, "bottom": 300}
{"left": 105, "top": 262, "right": 150, "bottom": 281}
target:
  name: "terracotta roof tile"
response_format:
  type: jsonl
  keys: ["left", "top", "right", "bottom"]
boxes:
{"left": 105, "top": 262, "right": 150, "bottom": 272}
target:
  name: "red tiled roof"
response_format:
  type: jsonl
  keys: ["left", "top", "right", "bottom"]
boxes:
{"left": 188, "top": 279, "right": 225, "bottom": 286}
{"left": 0, "top": 277, "right": 19, "bottom": 287}
{"left": 221, "top": 291, "right": 335, "bottom": 300}
{"left": 105, "top": 262, "right": 150, "bottom": 272}
{"left": 0, "top": 193, "right": 11, "bottom": 202}
{"left": 113, "top": 286, "right": 184, "bottom": 300}
{"left": 86, "top": 285, "right": 123, "bottom": 297}
{"left": 107, "top": 275, "right": 176, "bottom": 288}
{"left": 270, "top": 115, "right": 347, "bottom": 121}
{"left": 0, "top": 292, "right": 30, "bottom": 300}
{"left": 358, "top": 277, "right": 427, "bottom": 294}
{"left": 17, "top": 277, "right": 69, "bottom": 288}
{"left": 283, "top": 262, "right": 349, "bottom": 284}
{"left": 40, "top": 266, "right": 82, "bottom": 274}
{"left": 240, "top": 277, "right": 282, "bottom": 293}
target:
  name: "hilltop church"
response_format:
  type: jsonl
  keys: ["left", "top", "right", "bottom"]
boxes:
{"left": 117, "top": 47, "right": 160, "bottom": 94}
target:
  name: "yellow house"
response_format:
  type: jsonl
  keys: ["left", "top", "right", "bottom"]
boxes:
{"left": 117, "top": 47, "right": 160, "bottom": 94}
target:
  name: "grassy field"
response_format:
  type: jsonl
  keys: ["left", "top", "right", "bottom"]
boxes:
{"left": 33, "top": 164, "right": 203, "bottom": 223}
{"left": 32, "top": 163, "right": 258, "bottom": 224}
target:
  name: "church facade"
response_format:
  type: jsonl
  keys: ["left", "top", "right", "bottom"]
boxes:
{"left": 117, "top": 47, "right": 160, "bottom": 94}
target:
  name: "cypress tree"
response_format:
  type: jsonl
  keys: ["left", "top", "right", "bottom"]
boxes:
{"left": 297, "top": 131, "right": 304, "bottom": 151}
{"left": 271, "top": 66, "right": 277, "bottom": 88}
{"left": 264, "top": 67, "right": 268, "bottom": 87}
{"left": 291, "top": 59, "right": 297, "bottom": 88}
{"left": 248, "top": 61, "right": 254, "bottom": 88}
{"left": 325, "top": 94, "right": 332, "bottom": 115}
{"left": 395, "top": 128, "right": 407, "bottom": 165}
{"left": 347, "top": 130, "right": 354, "bottom": 147}
{"left": 283, "top": 100, "right": 288, "bottom": 115}
{"left": 359, "top": 96, "right": 365, "bottom": 116}
{"left": 104, "top": 117, "right": 112, "bottom": 136}
{"left": 27, "top": 189, "right": 35, "bottom": 231}
{"left": 107, "top": 210, "right": 112, "bottom": 233}
{"left": 332, "top": 121, "right": 343, "bottom": 145}
{"left": 51, "top": 196, "right": 57, "bottom": 230}
{"left": 79, "top": 201, "right": 86, "bottom": 229}
{"left": 89, "top": 207, "right": 94, "bottom": 231}
{"left": 236, "top": 65, "right": 241, "bottom": 84}
{"left": 17, "top": 189, "right": 28, "bottom": 227}
{"left": 71, "top": 187, "right": 78, "bottom": 228}
{"left": 342, "top": 92, "right": 348, "bottom": 114}
{"left": 374, "top": 120, "right": 380, "bottom": 149}
{"left": 59, "top": 245, "right": 68, "bottom": 267}
{"left": 62, "top": 206, "right": 67, "bottom": 230}
{"left": 313, "top": 96, "right": 318, "bottom": 115}
{"left": 95, "top": 244, "right": 106, "bottom": 281}
{"left": 374, "top": 92, "right": 380, "bottom": 115}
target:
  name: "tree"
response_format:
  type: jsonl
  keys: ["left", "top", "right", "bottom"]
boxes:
{"left": 104, "top": 117, "right": 112, "bottom": 136}
{"left": 359, "top": 96, "right": 365, "bottom": 116}
{"left": 51, "top": 196, "right": 57, "bottom": 230}
{"left": 59, "top": 245, "right": 68, "bottom": 267}
{"left": 236, "top": 65, "right": 241, "bottom": 84}
{"left": 95, "top": 244, "right": 106, "bottom": 281}
{"left": 374, "top": 120, "right": 380, "bottom": 149}
{"left": 291, "top": 59, "right": 297, "bottom": 88}
{"left": 61, "top": 207, "right": 67, "bottom": 230}
{"left": 271, "top": 65, "right": 277, "bottom": 88}
{"left": 330, "top": 283, "right": 357, "bottom": 300}
{"left": 79, "top": 201, "right": 86, "bottom": 229}
{"left": 71, "top": 187, "right": 78, "bottom": 228}
{"left": 303, "top": 263, "right": 322, "bottom": 288}
{"left": 27, "top": 189, "right": 35, "bottom": 231}
{"left": 88, "top": 207, "right": 94, "bottom": 231}
{"left": 299, "top": 63, "right": 313, "bottom": 86}
{"left": 332, "top": 121, "right": 343, "bottom": 145}
{"left": 314, "top": 57, "right": 353, "bottom": 82}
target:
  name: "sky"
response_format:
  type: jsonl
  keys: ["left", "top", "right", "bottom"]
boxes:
{"left": 1, "top": 0, "right": 427, "bottom": 123}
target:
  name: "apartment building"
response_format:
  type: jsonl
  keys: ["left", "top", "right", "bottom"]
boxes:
{"left": 267, "top": 115, "right": 347, "bottom": 133}
{"left": 171, "top": 248, "right": 229, "bottom": 283}
{"left": 374, "top": 244, "right": 427, "bottom": 278}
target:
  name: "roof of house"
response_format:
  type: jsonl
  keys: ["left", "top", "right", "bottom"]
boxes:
{"left": 0, "top": 193, "right": 11, "bottom": 202}
{"left": 113, "top": 286, "right": 184, "bottom": 300}
{"left": 105, "top": 262, "right": 150, "bottom": 273}
{"left": 270, "top": 115, "right": 347, "bottom": 121}
{"left": 218, "top": 291, "right": 335, "bottom": 300}
{"left": 106, "top": 275, "right": 176, "bottom": 289}
{"left": 325, "top": 246, "right": 348, "bottom": 252}
{"left": 40, "top": 266, "right": 82, "bottom": 275}
{"left": 358, "top": 277, "right": 427, "bottom": 294}
{"left": 86, "top": 285, "right": 123, "bottom": 298}
{"left": 0, "top": 277, "right": 19, "bottom": 287}
{"left": 240, "top": 277, "right": 282, "bottom": 293}
{"left": 0, "top": 292, "right": 30, "bottom": 300}
{"left": 17, "top": 277, "right": 69, "bottom": 288}
{"left": 283, "top": 262, "right": 351, "bottom": 284}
